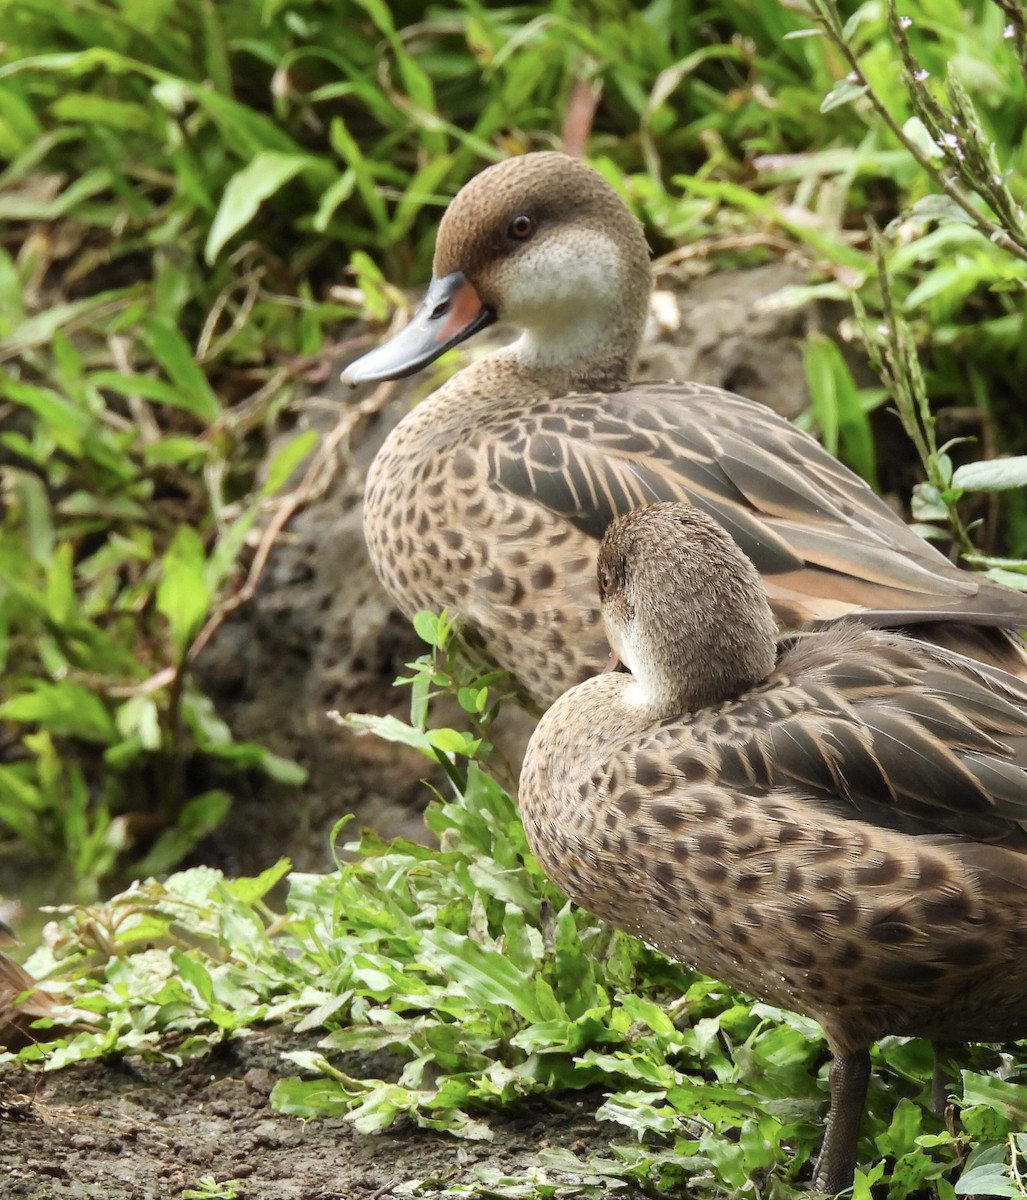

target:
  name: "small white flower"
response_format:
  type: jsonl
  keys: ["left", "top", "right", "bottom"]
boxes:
{"left": 914, "top": 68, "right": 930, "bottom": 82}
{"left": 876, "top": 323, "right": 889, "bottom": 336}
{"left": 939, "top": 132, "right": 960, "bottom": 149}
{"left": 899, "top": 15, "right": 912, "bottom": 29}
{"left": 1004, "top": 23, "right": 1015, "bottom": 39}
{"left": 846, "top": 70, "right": 859, "bottom": 83}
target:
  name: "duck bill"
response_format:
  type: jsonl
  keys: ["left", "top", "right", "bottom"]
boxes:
{"left": 341, "top": 271, "right": 497, "bottom": 386}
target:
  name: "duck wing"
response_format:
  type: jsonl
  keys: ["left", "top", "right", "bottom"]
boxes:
{"left": 488, "top": 382, "right": 1027, "bottom": 630}
{"left": 697, "top": 625, "right": 1027, "bottom": 845}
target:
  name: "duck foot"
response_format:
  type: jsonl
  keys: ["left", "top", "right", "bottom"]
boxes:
{"left": 813, "top": 1048, "right": 871, "bottom": 1194}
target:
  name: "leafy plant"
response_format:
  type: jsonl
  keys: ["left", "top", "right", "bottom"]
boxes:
{"left": 7, "top": 618, "right": 1027, "bottom": 1197}
{"left": 2, "top": 3, "right": 1027, "bottom": 1193}
{"left": 182, "top": 1177, "right": 244, "bottom": 1200}
{"left": 0, "top": 327, "right": 310, "bottom": 890}
{"left": 3, "top": 0, "right": 1027, "bottom": 892}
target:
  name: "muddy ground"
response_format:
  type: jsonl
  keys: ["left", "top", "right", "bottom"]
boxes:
{"left": 0, "top": 1034, "right": 633, "bottom": 1199}
{"left": 1, "top": 262, "right": 846, "bottom": 1198}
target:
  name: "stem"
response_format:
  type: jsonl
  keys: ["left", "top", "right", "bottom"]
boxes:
{"left": 858, "top": 234, "right": 977, "bottom": 558}
{"left": 809, "top": 0, "right": 1027, "bottom": 264}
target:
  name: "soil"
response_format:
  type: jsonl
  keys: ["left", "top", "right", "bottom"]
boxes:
{"left": 1, "top": 261, "right": 842, "bottom": 1198}
{"left": 0, "top": 1034, "right": 632, "bottom": 1199}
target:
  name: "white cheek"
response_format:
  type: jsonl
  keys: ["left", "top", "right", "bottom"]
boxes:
{"left": 604, "top": 614, "right": 655, "bottom": 711}
{"left": 499, "top": 234, "right": 623, "bottom": 364}
{"left": 602, "top": 610, "right": 629, "bottom": 665}
{"left": 503, "top": 239, "right": 619, "bottom": 318}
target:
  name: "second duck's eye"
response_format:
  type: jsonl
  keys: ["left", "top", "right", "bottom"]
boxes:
{"left": 598, "top": 564, "right": 615, "bottom": 597}
{"left": 507, "top": 214, "right": 536, "bottom": 241}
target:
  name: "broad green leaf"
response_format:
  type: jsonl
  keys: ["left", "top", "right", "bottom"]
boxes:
{"left": 907, "top": 193, "right": 978, "bottom": 226}
{"left": 156, "top": 525, "right": 210, "bottom": 654}
{"left": 952, "top": 456, "right": 1027, "bottom": 492}
{"left": 803, "top": 333, "right": 879, "bottom": 490}
{"left": 413, "top": 610, "right": 441, "bottom": 645}
{"left": 172, "top": 949, "right": 216, "bottom": 1007}
{"left": 955, "top": 1159, "right": 1019, "bottom": 1196}
{"left": 0, "top": 682, "right": 116, "bottom": 743}
{"left": 960, "top": 1071, "right": 1027, "bottom": 1125}
{"left": 50, "top": 93, "right": 155, "bottom": 132}
{"left": 206, "top": 152, "right": 324, "bottom": 263}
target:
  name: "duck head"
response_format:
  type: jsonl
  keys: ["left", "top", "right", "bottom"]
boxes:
{"left": 342, "top": 152, "right": 652, "bottom": 391}
{"left": 598, "top": 503, "right": 779, "bottom": 717}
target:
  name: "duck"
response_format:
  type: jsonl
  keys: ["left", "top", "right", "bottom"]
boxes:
{"left": 342, "top": 151, "right": 1027, "bottom": 710}
{"left": 0, "top": 919, "right": 70, "bottom": 1050}
{"left": 518, "top": 500, "right": 1027, "bottom": 1193}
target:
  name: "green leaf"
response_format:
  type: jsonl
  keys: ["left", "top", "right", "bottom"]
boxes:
{"left": 132, "top": 791, "right": 232, "bottom": 878}
{"left": 172, "top": 949, "right": 216, "bottom": 1007}
{"left": 960, "top": 1071, "right": 1027, "bottom": 1126}
{"left": 0, "top": 682, "right": 116, "bottom": 743}
{"left": 424, "top": 928, "right": 557, "bottom": 1024}
{"left": 50, "top": 92, "right": 155, "bottom": 132}
{"left": 156, "top": 525, "right": 210, "bottom": 655}
{"left": 955, "top": 1156, "right": 1019, "bottom": 1196}
{"left": 206, "top": 152, "right": 324, "bottom": 263}
{"left": 803, "top": 334, "right": 879, "bottom": 490}
{"left": 141, "top": 319, "right": 219, "bottom": 423}
{"left": 951, "top": 457, "right": 1027, "bottom": 492}
{"left": 413, "top": 610, "right": 441, "bottom": 645}
{"left": 260, "top": 429, "right": 318, "bottom": 497}
{"left": 820, "top": 79, "right": 869, "bottom": 113}
{"left": 907, "top": 194, "right": 978, "bottom": 226}
{"left": 114, "top": 696, "right": 162, "bottom": 751}
{"left": 88, "top": 371, "right": 215, "bottom": 418}
{"left": 901, "top": 116, "right": 944, "bottom": 160}
{"left": 45, "top": 542, "right": 77, "bottom": 625}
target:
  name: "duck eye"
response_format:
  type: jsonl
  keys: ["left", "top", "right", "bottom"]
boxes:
{"left": 598, "top": 564, "right": 614, "bottom": 597}
{"left": 507, "top": 214, "right": 536, "bottom": 241}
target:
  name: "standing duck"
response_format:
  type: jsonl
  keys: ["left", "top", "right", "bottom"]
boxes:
{"left": 519, "top": 501, "right": 1027, "bottom": 1193}
{"left": 343, "top": 152, "right": 1027, "bottom": 708}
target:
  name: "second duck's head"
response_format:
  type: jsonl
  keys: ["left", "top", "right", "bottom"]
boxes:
{"left": 598, "top": 503, "right": 779, "bottom": 717}
{"left": 342, "top": 152, "right": 652, "bottom": 391}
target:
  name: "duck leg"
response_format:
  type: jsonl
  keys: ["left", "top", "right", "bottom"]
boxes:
{"left": 813, "top": 1048, "right": 871, "bottom": 1194}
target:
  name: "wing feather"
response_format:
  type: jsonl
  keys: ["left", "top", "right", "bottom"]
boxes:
{"left": 687, "top": 626, "right": 1027, "bottom": 844}
{"left": 487, "top": 382, "right": 1027, "bottom": 626}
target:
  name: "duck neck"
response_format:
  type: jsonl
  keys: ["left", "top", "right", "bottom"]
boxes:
{"left": 495, "top": 237, "right": 651, "bottom": 393}
{"left": 609, "top": 599, "right": 779, "bottom": 722}
{"left": 508, "top": 305, "right": 641, "bottom": 392}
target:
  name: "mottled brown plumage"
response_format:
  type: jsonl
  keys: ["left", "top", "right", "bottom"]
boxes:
{"left": 344, "top": 152, "right": 1027, "bottom": 708}
{"left": 0, "top": 952, "right": 65, "bottom": 1050}
{"left": 519, "top": 502, "right": 1027, "bottom": 1193}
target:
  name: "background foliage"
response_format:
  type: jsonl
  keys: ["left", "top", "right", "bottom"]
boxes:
{"left": 3, "top": 0, "right": 1027, "bottom": 885}
{"left": 2, "top": 0, "right": 1027, "bottom": 1194}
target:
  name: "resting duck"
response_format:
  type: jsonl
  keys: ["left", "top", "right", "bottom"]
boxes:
{"left": 518, "top": 501, "right": 1027, "bottom": 1193}
{"left": 343, "top": 152, "right": 1027, "bottom": 709}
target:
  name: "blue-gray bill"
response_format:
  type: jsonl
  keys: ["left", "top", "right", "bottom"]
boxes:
{"left": 341, "top": 271, "right": 497, "bottom": 387}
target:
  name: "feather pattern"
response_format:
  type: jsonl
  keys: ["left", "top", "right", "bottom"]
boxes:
{"left": 519, "top": 502, "right": 1027, "bottom": 1193}
{"left": 349, "top": 151, "right": 1027, "bottom": 709}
